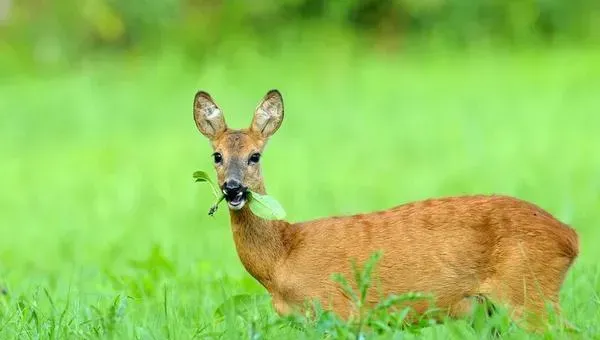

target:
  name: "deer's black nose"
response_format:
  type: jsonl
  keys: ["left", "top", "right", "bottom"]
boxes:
{"left": 223, "top": 179, "right": 243, "bottom": 195}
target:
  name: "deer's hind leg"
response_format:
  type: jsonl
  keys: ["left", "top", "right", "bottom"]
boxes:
{"left": 482, "top": 246, "right": 573, "bottom": 333}
{"left": 447, "top": 295, "right": 496, "bottom": 319}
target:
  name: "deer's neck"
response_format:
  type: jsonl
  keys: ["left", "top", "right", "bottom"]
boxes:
{"left": 229, "top": 204, "right": 289, "bottom": 288}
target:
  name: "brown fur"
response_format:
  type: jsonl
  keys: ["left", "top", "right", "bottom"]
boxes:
{"left": 193, "top": 90, "right": 579, "bottom": 331}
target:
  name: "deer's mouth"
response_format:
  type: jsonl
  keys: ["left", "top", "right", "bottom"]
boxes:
{"left": 224, "top": 190, "right": 247, "bottom": 210}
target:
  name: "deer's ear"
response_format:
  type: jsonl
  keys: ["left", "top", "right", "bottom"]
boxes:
{"left": 250, "top": 89, "right": 284, "bottom": 139}
{"left": 193, "top": 91, "right": 227, "bottom": 140}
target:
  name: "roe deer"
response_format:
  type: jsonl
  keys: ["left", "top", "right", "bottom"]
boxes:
{"left": 192, "top": 89, "right": 579, "bottom": 331}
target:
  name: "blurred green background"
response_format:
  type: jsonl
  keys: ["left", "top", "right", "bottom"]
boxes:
{"left": 2, "top": 0, "right": 600, "bottom": 71}
{"left": 0, "top": 0, "right": 599, "bottom": 338}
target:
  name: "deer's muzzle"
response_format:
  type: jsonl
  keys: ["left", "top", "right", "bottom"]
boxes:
{"left": 222, "top": 179, "right": 248, "bottom": 210}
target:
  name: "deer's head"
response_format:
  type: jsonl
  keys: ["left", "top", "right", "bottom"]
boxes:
{"left": 193, "top": 90, "right": 284, "bottom": 210}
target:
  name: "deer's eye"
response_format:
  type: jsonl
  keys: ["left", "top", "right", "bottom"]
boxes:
{"left": 213, "top": 152, "right": 223, "bottom": 164}
{"left": 249, "top": 153, "right": 261, "bottom": 164}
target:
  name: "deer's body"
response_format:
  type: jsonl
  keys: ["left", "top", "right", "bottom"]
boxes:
{"left": 193, "top": 90, "right": 579, "bottom": 331}
{"left": 231, "top": 195, "right": 578, "bottom": 323}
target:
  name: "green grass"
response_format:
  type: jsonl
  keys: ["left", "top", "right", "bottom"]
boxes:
{"left": 1, "top": 46, "right": 599, "bottom": 339}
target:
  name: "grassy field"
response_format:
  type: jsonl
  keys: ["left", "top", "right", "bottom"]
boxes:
{"left": 1, "top": 46, "right": 599, "bottom": 339}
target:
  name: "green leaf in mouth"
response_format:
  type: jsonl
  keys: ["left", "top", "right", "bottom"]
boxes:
{"left": 247, "top": 191, "right": 286, "bottom": 220}
{"left": 193, "top": 170, "right": 220, "bottom": 199}
{"left": 208, "top": 194, "right": 226, "bottom": 217}
{"left": 193, "top": 170, "right": 286, "bottom": 220}
{"left": 193, "top": 170, "right": 224, "bottom": 216}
